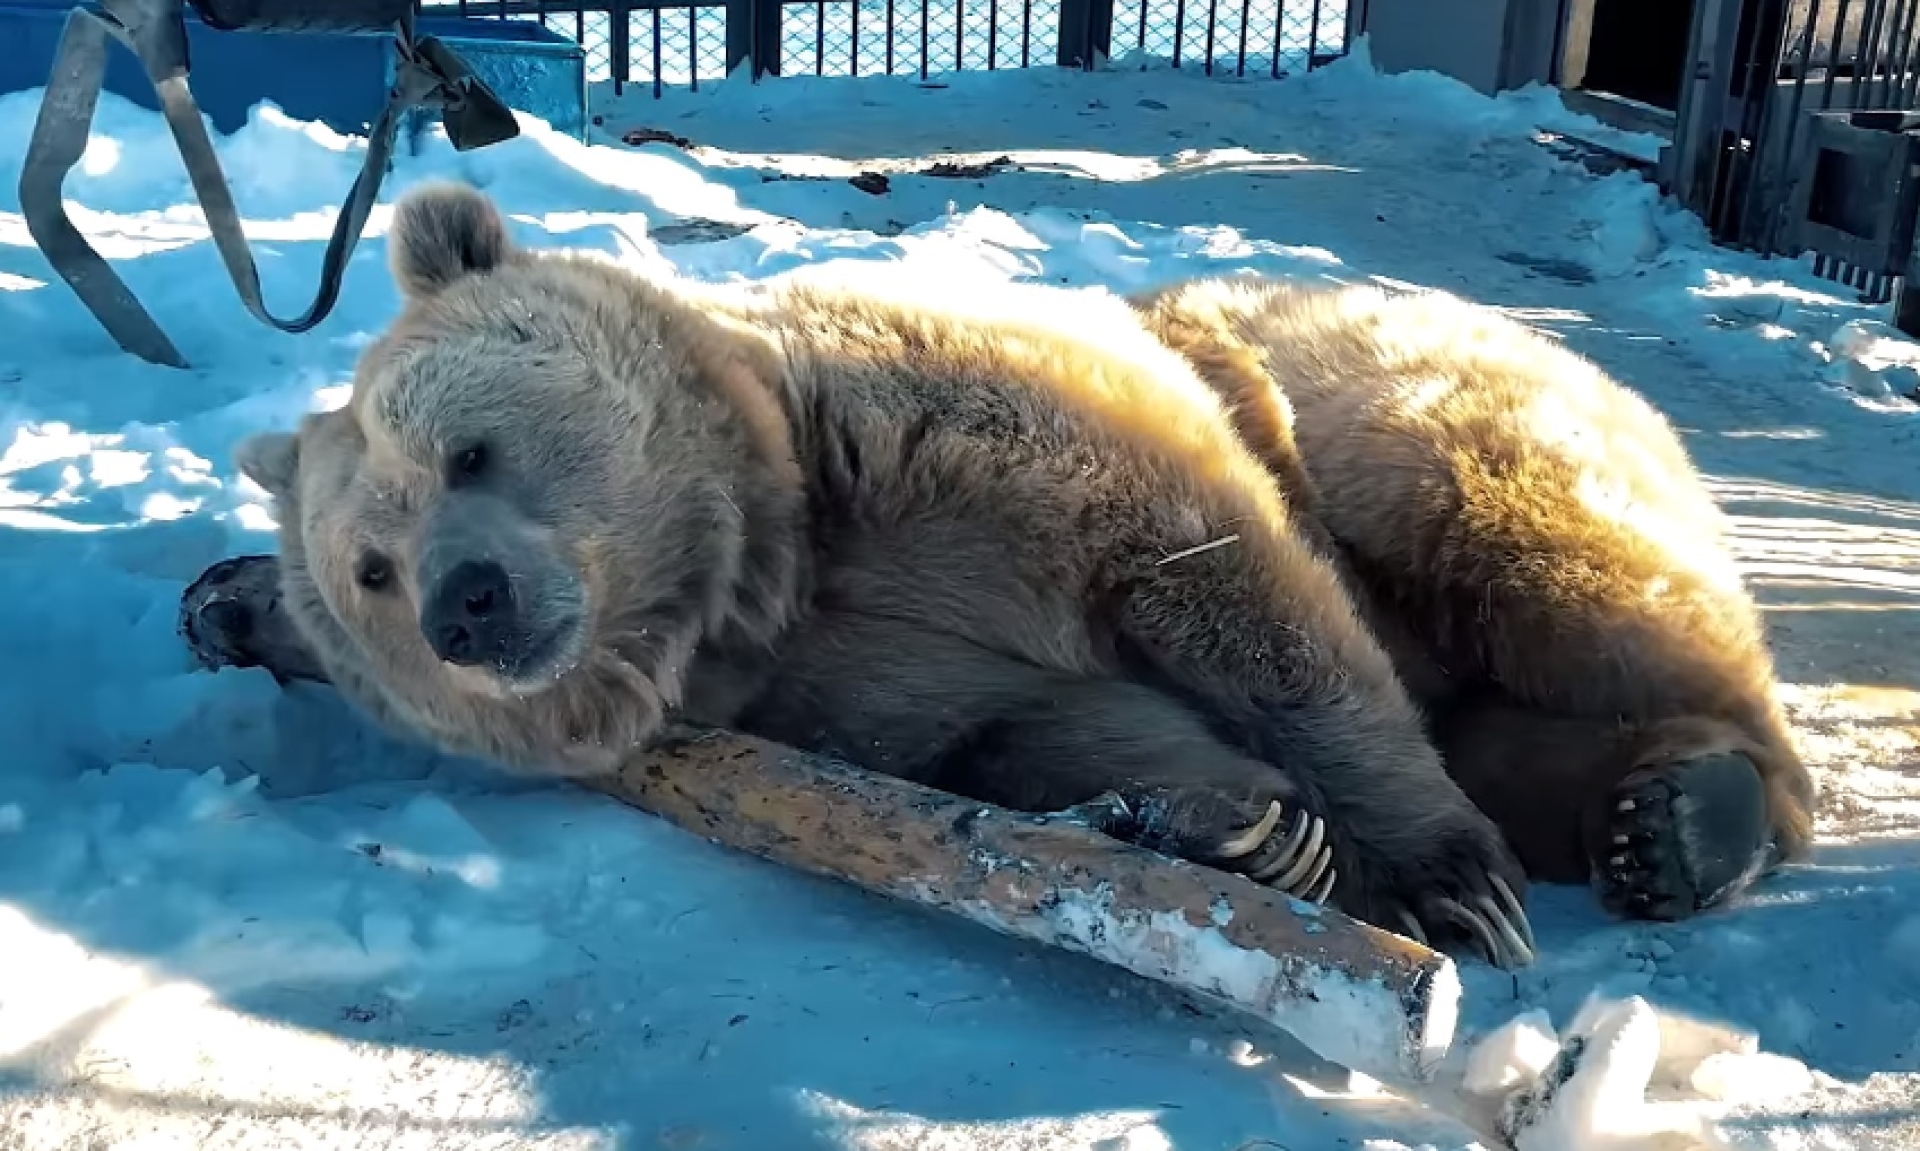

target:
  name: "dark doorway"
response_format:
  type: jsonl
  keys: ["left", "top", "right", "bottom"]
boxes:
{"left": 1576, "top": 0, "right": 1697, "bottom": 111}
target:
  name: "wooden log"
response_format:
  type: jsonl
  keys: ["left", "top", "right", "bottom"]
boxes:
{"left": 181, "top": 554, "right": 1461, "bottom": 1084}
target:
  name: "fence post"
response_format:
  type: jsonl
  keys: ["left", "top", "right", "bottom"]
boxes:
{"left": 726, "top": 0, "right": 782, "bottom": 76}
{"left": 609, "top": 0, "right": 630, "bottom": 92}
{"left": 1056, "top": 0, "right": 1113, "bottom": 67}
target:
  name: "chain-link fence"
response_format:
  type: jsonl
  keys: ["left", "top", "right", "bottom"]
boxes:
{"left": 426, "top": 0, "right": 1349, "bottom": 95}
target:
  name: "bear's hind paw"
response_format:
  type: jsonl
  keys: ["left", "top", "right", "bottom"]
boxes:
{"left": 1595, "top": 752, "right": 1778, "bottom": 922}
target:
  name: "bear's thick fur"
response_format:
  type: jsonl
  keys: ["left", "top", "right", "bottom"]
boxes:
{"left": 235, "top": 183, "right": 1536, "bottom": 967}
{"left": 1131, "top": 275, "right": 1817, "bottom": 923}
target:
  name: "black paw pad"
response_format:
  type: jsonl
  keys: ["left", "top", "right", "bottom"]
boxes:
{"left": 1595, "top": 751, "right": 1776, "bottom": 921}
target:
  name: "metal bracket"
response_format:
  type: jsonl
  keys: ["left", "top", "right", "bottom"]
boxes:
{"left": 17, "top": 0, "right": 522, "bottom": 369}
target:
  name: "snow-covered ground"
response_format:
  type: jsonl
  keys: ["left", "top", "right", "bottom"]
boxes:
{"left": 2, "top": 39, "right": 1919, "bottom": 1151}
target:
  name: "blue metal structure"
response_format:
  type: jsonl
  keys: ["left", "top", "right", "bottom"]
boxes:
{"left": 0, "top": 1, "right": 588, "bottom": 139}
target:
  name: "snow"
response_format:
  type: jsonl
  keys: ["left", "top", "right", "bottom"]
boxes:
{"left": 2, "top": 32, "right": 1919, "bottom": 1150}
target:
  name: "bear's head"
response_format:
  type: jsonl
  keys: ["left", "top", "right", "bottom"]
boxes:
{"left": 235, "top": 181, "right": 805, "bottom": 776}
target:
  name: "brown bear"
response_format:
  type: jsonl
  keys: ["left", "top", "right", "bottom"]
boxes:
{"left": 233, "top": 182, "right": 1536, "bottom": 968}
{"left": 1131, "top": 275, "right": 1817, "bottom": 925}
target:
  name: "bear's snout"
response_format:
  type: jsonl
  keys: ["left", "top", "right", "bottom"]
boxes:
{"left": 422, "top": 558, "right": 522, "bottom": 669}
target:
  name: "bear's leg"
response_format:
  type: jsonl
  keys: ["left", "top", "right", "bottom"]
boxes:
{"left": 1436, "top": 700, "right": 1783, "bottom": 921}
{"left": 727, "top": 614, "right": 1338, "bottom": 902}
{"left": 1108, "top": 551, "right": 1536, "bottom": 968}
{"left": 934, "top": 679, "right": 1340, "bottom": 904}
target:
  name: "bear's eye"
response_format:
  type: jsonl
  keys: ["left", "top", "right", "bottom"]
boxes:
{"left": 354, "top": 552, "right": 394, "bottom": 593}
{"left": 448, "top": 442, "right": 489, "bottom": 485}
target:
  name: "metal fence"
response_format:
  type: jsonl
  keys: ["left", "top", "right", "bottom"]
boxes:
{"left": 1668, "top": 0, "right": 1920, "bottom": 303}
{"left": 427, "top": 0, "right": 1350, "bottom": 96}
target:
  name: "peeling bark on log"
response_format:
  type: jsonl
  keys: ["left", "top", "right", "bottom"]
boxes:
{"left": 181, "top": 554, "right": 1461, "bottom": 1083}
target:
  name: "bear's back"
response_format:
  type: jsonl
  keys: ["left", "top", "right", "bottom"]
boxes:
{"left": 750, "top": 279, "right": 1317, "bottom": 672}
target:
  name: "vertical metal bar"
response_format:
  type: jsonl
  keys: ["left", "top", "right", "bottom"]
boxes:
{"left": 1876, "top": 0, "right": 1917, "bottom": 104}
{"left": 649, "top": 6, "right": 661, "bottom": 97}
{"left": 762, "top": 0, "right": 784, "bottom": 74}
{"left": 1021, "top": 0, "right": 1031, "bottom": 66}
{"left": 1899, "top": 0, "right": 1920, "bottom": 103}
{"left": 816, "top": 0, "right": 826, "bottom": 71}
{"left": 1171, "top": 0, "right": 1186, "bottom": 65}
{"left": 611, "top": 0, "right": 631, "bottom": 93}
{"left": 954, "top": 0, "right": 964, "bottom": 69}
{"left": 727, "top": 0, "right": 749, "bottom": 72}
{"left": 1306, "top": 0, "right": 1322, "bottom": 62}
{"left": 885, "top": 0, "right": 896, "bottom": 71}
{"left": 1136, "top": 0, "right": 1147, "bottom": 57}
{"left": 1725, "top": 0, "right": 1790, "bottom": 247}
{"left": 1820, "top": 0, "right": 1855, "bottom": 108}
{"left": 1871, "top": 0, "right": 1898, "bottom": 104}
{"left": 1234, "top": 0, "right": 1248, "bottom": 75}
{"left": 1766, "top": 0, "right": 1821, "bottom": 253}
{"left": 1270, "top": 0, "right": 1283, "bottom": 75}
{"left": 1201, "top": 0, "right": 1217, "bottom": 73}
{"left": 852, "top": 0, "right": 863, "bottom": 73}
{"left": 919, "top": 0, "right": 929, "bottom": 76}
{"left": 988, "top": 0, "right": 999, "bottom": 67}
{"left": 1857, "top": 0, "right": 1892, "bottom": 109}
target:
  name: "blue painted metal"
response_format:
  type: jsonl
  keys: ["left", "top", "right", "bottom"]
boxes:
{"left": 0, "top": 2, "right": 588, "bottom": 140}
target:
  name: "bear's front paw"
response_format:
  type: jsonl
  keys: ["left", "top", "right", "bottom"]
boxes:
{"left": 1594, "top": 752, "right": 1777, "bottom": 922}
{"left": 1057, "top": 787, "right": 1337, "bottom": 905}
{"left": 1360, "top": 819, "right": 1537, "bottom": 970}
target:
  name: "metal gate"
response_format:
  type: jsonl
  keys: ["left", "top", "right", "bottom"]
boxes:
{"left": 1667, "top": 0, "right": 1920, "bottom": 304}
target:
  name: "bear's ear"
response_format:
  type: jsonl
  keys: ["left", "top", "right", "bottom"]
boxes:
{"left": 235, "top": 431, "right": 301, "bottom": 499}
{"left": 387, "top": 180, "right": 513, "bottom": 299}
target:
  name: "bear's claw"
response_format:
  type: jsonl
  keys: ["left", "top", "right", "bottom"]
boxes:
{"left": 1432, "top": 874, "right": 1535, "bottom": 967}
{"left": 1055, "top": 791, "right": 1337, "bottom": 905}
{"left": 1595, "top": 751, "right": 1777, "bottom": 921}
{"left": 1373, "top": 858, "right": 1536, "bottom": 970}
{"left": 1219, "top": 801, "right": 1337, "bottom": 904}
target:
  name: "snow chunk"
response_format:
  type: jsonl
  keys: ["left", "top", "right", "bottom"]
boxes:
{"left": 1462, "top": 1007, "right": 1559, "bottom": 1097}
{"left": 1690, "top": 1051, "right": 1816, "bottom": 1105}
{"left": 1820, "top": 318, "right": 1920, "bottom": 406}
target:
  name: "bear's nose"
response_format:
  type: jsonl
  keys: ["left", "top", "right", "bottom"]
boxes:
{"left": 421, "top": 559, "right": 518, "bottom": 667}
